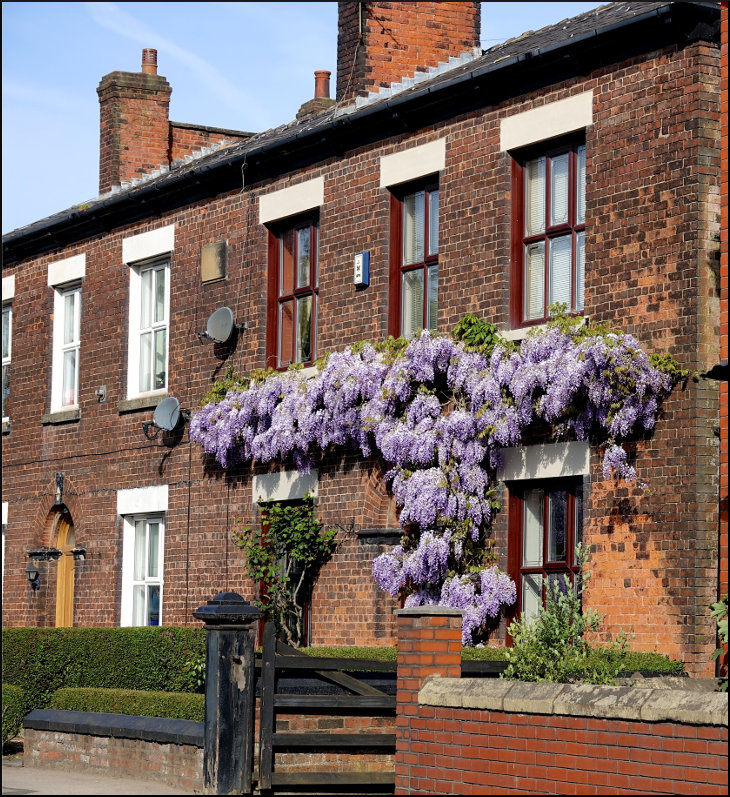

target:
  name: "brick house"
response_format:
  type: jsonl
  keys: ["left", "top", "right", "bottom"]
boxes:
{"left": 1, "top": 1, "right": 724, "bottom": 676}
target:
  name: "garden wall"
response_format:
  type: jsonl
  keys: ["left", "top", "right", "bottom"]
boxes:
{"left": 394, "top": 608, "right": 729, "bottom": 796}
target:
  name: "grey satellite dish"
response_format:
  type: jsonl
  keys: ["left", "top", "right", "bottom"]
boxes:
{"left": 206, "top": 306, "right": 235, "bottom": 344}
{"left": 153, "top": 397, "right": 181, "bottom": 431}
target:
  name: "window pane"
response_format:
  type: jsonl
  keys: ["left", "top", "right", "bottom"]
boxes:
{"left": 547, "top": 572, "right": 571, "bottom": 600}
{"left": 1, "top": 308, "right": 9, "bottom": 360}
{"left": 132, "top": 585, "right": 146, "bottom": 626}
{"left": 296, "top": 295, "right": 313, "bottom": 363}
{"left": 524, "top": 241, "right": 545, "bottom": 321}
{"left": 147, "top": 521, "right": 159, "bottom": 578}
{"left": 134, "top": 520, "right": 146, "bottom": 581}
{"left": 62, "top": 349, "right": 77, "bottom": 406}
{"left": 403, "top": 192, "right": 425, "bottom": 266}
{"left": 522, "top": 574, "right": 542, "bottom": 621}
{"left": 296, "top": 228, "right": 310, "bottom": 289}
{"left": 64, "top": 292, "right": 76, "bottom": 345}
{"left": 549, "top": 235, "right": 572, "bottom": 308}
{"left": 402, "top": 268, "right": 424, "bottom": 340}
{"left": 550, "top": 153, "right": 570, "bottom": 226}
{"left": 427, "top": 264, "right": 438, "bottom": 332}
{"left": 428, "top": 190, "right": 439, "bottom": 255}
{"left": 280, "top": 230, "right": 295, "bottom": 296}
{"left": 575, "top": 484, "right": 584, "bottom": 546}
{"left": 577, "top": 145, "right": 586, "bottom": 224}
{"left": 575, "top": 231, "right": 585, "bottom": 312}
{"left": 139, "top": 331, "right": 152, "bottom": 393}
{"left": 147, "top": 585, "right": 160, "bottom": 626}
{"left": 141, "top": 269, "right": 153, "bottom": 329}
{"left": 154, "top": 268, "right": 166, "bottom": 324}
{"left": 522, "top": 489, "right": 543, "bottom": 567}
{"left": 154, "top": 329, "right": 167, "bottom": 390}
{"left": 278, "top": 300, "right": 294, "bottom": 366}
{"left": 525, "top": 158, "right": 545, "bottom": 235}
{"left": 548, "top": 490, "right": 567, "bottom": 562}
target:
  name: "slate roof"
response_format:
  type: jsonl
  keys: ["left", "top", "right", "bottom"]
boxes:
{"left": 2, "top": 1, "right": 719, "bottom": 249}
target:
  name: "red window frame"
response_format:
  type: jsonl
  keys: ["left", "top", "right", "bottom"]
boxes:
{"left": 266, "top": 215, "right": 319, "bottom": 370}
{"left": 507, "top": 479, "right": 584, "bottom": 637}
{"left": 388, "top": 181, "right": 439, "bottom": 338}
{"left": 510, "top": 137, "right": 586, "bottom": 328}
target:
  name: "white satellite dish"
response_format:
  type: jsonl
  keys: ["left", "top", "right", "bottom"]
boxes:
{"left": 153, "top": 397, "right": 182, "bottom": 431}
{"left": 206, "top": 307, "right": 235, "bottom": 344}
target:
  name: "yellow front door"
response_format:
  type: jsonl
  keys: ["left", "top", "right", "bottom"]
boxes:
{"left": 55, "top": 517, "right": 75, "bottom": 627}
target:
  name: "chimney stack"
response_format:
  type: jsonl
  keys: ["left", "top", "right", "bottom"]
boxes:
{"left": 336, "top": 1, "right": 481, "bottom": 103}
{"left": 296, "top": 70, "right": 335, "bottom": 122}
{"left": 97, "top": 48, "right": 172, "bottom": 194}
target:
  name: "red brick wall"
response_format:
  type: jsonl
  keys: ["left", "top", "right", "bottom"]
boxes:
{"left": 337, "top": 1, "right": 480, "bottom": 102}
{"left": 719, "top": 1, "right": 729, "bottom": 677}
{"left": 169, "top": 122, "right": 250, "bottom": 164}
{"left": 399, "top": 707, "right": 728, "bottom": 795}
{"left": 1, "top": 32, "right": 721, "bottom": 664}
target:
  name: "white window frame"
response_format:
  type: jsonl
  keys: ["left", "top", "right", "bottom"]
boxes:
{"left": 127, "top": 258, "right": 170, "bottom": 399}
{"left": 50, "top": 284, "right": 81, "bottom": 412}
{"left": 120, "top": 513, "right": 165, "bottom": 627}
{"left": 2, "top": 303, "right": 11, "bottom": 421}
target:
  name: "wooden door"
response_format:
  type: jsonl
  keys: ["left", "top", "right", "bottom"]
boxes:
{"left": 55, "top": 517, "right": 75, "bottom": 627}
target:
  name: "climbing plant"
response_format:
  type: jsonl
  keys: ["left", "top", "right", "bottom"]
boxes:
{"left": 191, "top": 310, "right": 683, "bottom": 645}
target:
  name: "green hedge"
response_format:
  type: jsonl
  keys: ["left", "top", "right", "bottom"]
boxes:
{"left": 2, "top": 684, "right": 25, "bottom": 746}
{"left": 50, "top": 688, "right": 205, "bottom": 722}
{"left": 2, "top": 627, "right": 205, "bottom": 713}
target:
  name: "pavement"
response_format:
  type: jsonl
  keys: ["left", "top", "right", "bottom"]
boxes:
{"left": 1, "top": 756, "right": 196, "bottom": 795}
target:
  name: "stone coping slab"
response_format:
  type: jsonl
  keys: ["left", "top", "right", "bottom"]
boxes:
{"left": 418, "top": 677, "right": 728, "bottom": 726}
{"left": 24, "top": 709, "right": 204, "bottom": 746}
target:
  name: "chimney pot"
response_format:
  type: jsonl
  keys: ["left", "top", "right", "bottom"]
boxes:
{"left": 142, "top": 48, "right": 158, "bottom": 75}
{"left": 314, "top": 70, "right": 331, "bottom": 100}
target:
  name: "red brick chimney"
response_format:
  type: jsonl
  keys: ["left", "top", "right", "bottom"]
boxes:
{"left": 97, "top": 49, "right": 172, "bottom": 193}
{"left": 336, "top": 1, "right": 481, "bottom": 103}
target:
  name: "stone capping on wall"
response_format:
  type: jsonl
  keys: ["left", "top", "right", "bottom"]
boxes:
{"left": 357, "top": 528, "right": 402, "bottom": 545}
{"left": 23, "top": 709, "right": 204, "bottom": 747}
{"left": 418, "top": 677, "right": 729, "bottom": 727}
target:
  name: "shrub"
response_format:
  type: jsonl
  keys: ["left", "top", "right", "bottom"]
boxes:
{"left": 503, "top": 545, "right": 630, "bottom": 685}
{"left": 2, "top": 627, "right": 206, "bottom": 713}
{"left": 2, "top": 684, "right": 25, "bottom": 746}
{"left": 50, "top": 688, "right": 204, "bottom": 722}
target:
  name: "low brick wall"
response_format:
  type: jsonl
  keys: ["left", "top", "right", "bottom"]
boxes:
{"left": 23, "top": 710, "right": 203, "bottom": 793}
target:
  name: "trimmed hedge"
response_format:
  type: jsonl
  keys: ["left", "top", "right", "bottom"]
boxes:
{"left": 2, "top": 684, "right": 25, "bottom": 745}
{"left": 2, "top": 627, "right": 206, "bottom": 713}
{"left": 50, "top": 688, "right": 205, "bottom": 722}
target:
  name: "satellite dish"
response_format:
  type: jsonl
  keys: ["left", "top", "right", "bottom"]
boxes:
{"left": 153, "top": 397, "right": 181, "bottom": 431}
{"left": 206, "top": 306, "right": 235, "bottom": 344}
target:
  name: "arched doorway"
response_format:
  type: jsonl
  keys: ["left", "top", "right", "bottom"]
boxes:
{"left": 55, "top": 514, "right": 75, "bottom": 627}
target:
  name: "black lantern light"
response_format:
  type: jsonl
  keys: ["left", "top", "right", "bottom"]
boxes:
{"left": 26, "top": 561, "right": 40, "bottom": 590}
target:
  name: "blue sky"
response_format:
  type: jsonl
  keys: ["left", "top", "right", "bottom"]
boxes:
{"left": 2, "top": 2, "right": 603, "bottom": 235}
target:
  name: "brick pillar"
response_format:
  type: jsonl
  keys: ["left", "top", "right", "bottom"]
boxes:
{"left": 395, "top": 607, "right": 462, "bottom": 795}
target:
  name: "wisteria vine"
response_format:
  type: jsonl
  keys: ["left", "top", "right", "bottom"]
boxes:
{"left": 190, "top": 316, "right": 680, "bottom": 644}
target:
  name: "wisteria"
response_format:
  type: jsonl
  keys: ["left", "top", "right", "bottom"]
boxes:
{"left": 190, "top": 318, "right": 678, "bottom": 644}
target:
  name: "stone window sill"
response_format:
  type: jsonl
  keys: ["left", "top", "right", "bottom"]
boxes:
{"left": 41, "top": 408, "right": 81, "bottom": 425}
{"left": 118, "top": 394, "right": 168, "bottom": 414}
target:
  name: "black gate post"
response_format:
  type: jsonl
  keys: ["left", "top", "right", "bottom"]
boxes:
{"left": 193, "top": 591, "right": 262, "bottom": 795}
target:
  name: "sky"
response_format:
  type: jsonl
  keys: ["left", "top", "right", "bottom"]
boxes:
{"left": 2, "top": 2, "right": 604, "bottom": 235}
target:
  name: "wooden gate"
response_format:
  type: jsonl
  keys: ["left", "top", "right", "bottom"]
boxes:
{"left": 257, "top": 623, "right": 396, "bottom": 793}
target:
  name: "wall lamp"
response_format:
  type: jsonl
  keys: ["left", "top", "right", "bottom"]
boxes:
{"left": 26, "top": 562, "right": 40, "bottom": 590}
